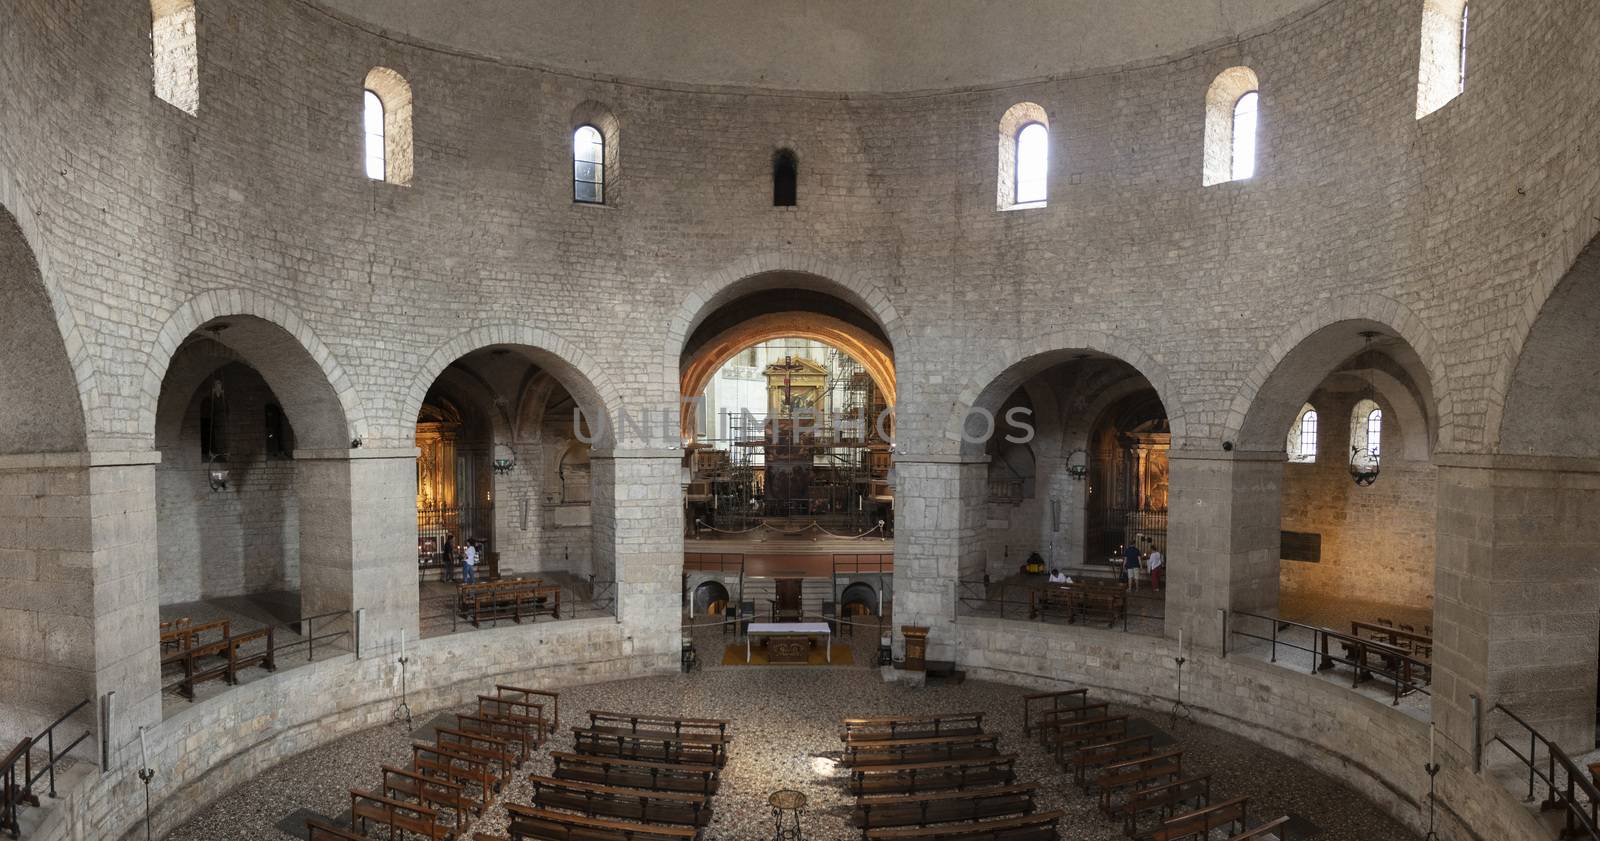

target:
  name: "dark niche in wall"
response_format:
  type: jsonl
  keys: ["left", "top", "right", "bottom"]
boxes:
{"left": 1281, "top": 530, "right": 1322, "bottom": 562}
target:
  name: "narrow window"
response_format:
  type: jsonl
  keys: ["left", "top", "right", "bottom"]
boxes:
{"left": 1458, "top": 3, "right": 1470, "bottom": 94}
{"left": 1230, "top": 92, "right": 1259, "bottom": 181}
{"left": 363, "top": 90, "right": 386, "bottom": 181}
{"left": 773, "top": 149, "right": 798, "bottom": 207}
{"left": 151, "top": 0, "right": 199, "bottom": 114}
{"left": 1015, "top": 123, "right": 1049, "bottom": 206}
{"left": 574, "top": 125, "right": 605, "bottom": 204}
{"left": 1366, "top": 409, "right": 1383, "bottom": 458}
{"left": 1416, "top": 0, "right": 1470, "bottom": 118}
{"left": 1287, "top": 404, "right": 1318, "bottom": 463}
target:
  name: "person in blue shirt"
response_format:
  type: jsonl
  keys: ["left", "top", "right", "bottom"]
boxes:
{"left": 1122, "top": 543, "right": 1142, "bottom": 589}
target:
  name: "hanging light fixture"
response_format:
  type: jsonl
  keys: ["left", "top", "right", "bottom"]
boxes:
{"left": 492, "top": 442, "right": 516, "bottom": 476}
{"left": 1349, "top": 331, "right": 1381, "bottom": 487}
{"left": 206, "top": 378, "right": 230, "bottom": 491}
{"left": 1065, "top": 448, "right": 1090, "bottom": 480}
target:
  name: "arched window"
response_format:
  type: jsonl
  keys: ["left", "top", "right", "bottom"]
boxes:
{"left": 996, "top": 102, "right": 1049, "bottom": 210}
{"left": 363, "top": 67, "right": 413, "bottom": 186}
{"left": 1417, "top": 0, "right": 1470, "bottom": 118}
{"left": 151, "top": 0, "right": 199, "bottom": 115}
{"left": 1350, "top": 398, "right": 1383, "bottom": 466}
{"left": 1015, "top": 124, "right": 1049, "bottom": 206}
{"left": 1287, "top": 403, "right": 1318, "bottom": 463}
{"left": 773, "top": 149, "right": 798, "bottom": 207}
{"left": 1230, "top": 92, "right": 1259, "bottom": 181}
{"left": 573, "top": 125, "right": 605, "bottom": 204}
{"left": 363, "top": 90, "right": 385, "bottom": 181}
{"left": 1203, "top": 67, "right": 1260, "bottom": 186}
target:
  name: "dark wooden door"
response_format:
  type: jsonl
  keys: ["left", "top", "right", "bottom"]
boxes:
{"left": 775, "top": 578, "right": 802, "bottom": 619}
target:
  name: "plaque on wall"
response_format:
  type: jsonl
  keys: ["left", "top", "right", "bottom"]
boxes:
{"left": 1281, "top": 531, "right": 1321, "bottom": 562}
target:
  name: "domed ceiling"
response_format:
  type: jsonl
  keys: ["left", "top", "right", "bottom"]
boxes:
{"left": 317, "top": 0, "right": 1322, "bottom": 92}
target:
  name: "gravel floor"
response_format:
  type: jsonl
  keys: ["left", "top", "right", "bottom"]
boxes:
{"left": 165, "top": 667, "right": 1420, "bottom": 841}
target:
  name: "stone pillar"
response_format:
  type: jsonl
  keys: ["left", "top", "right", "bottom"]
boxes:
{"left": 88, "top": 453, "right": 162, "bottom": 762}
{"left": 589, "top": 449, "right": 680, "bottom": 670}
{"left": 1434, "top": 454, "right": 1600, "bottom": 755}
{"left": 295, "top": 448, "right": 418, "bottom": 653}
{"left": 1037, "top": 458, "right": 1086, "bottom": 570}
{"left": 1165, "top": 450, "right": 1283, "bottom": 649}
{"left": 893, "top": 455, "right": 987, "bottom": 663}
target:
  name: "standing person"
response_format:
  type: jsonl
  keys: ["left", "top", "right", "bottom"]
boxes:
{"left": 1147, "top": 547, "right": 1165, "bottom": 592}
{"left": 1123, "top": 542, "right": 1142, "bottom": 591}
{"left": 462, "top": 539, "right": 478, "bottom": 584}
{"left": 440, "top": 532, "right": 456, "bottom": 583}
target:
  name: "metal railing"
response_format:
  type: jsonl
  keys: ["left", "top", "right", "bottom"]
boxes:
{"left": 1484, "top": 703, "right": 1600, "bottom": 839}
{"left": 0, "top": 698, "right": 93, "bottom": 839}
{"left": 955, "top": 575, "right": 1165, "bottom": 634}
{"left": 1226, "top": 610, "right": 1430, "bottom": 706}
{"left": 159, "top": 609, "right": 350, "bottom": 698}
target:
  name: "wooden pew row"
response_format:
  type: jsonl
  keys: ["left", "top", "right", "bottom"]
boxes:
{"left": 1032, "top": 702, "right": 1112, "bottom": 743}
{"left": 1228, "top": 815, "right": 1293, "bottom": 840}
{"left": 457, "top": 711, "right": 537, "bottom": 760}
{"left": 572, "top": 728, "right": 727, "bottom": 767}
{"left": 381, "top": 764, "right": 479, "bottom": 827}
{"left": 852, "top": 784, "right": 1036, "bottom": 834}
{"left": 1092, "top": 749, "right": 1183, "bottom": 811}
{"left": 413, "top": 742, "right": 502, "bottom": 806}
{"left": 1150, "top": 796, "right": 1251, "bottom": 841}
{"left": 1070, "top": 735, "right": 1157, "bottom": 790}
{"left": 506, "top": 804, "right": 700, "bottom": 841}
{"left": 497, "top": 684, "right": 561, "bottom": 739}
{"left": 305, "top": 819, "right": 365, "bottom": 841}
{"left": 1113, "top": 774, "right": 1210, "bottom": 836}
{"left": 1021, "top": 688, "right": 1088, "bottom": 736}
{"left": 863, "top": 809, "right": 1066, "bottom": 841}
{"left": 842, "top": 733, "right": 1001, "bottom": 767}
{"left": 526, "top": 775, "right": 713, "bottom": 827}
{"left": 350, "top": 789, "right": 450, "bottom": 841}
{"left": 1044, "top": 715, "right": 1130, "bottom": 763}
{"left": 841, "top": 712, "right": 985, "bottom": 743}
{"left": 437, "top": 726, "right": 521, "bottom": 774}
{"left": 551, "top": 751, "right": 721, "bottom": 796}
{"left": 847, "top": 754, "right": 1018, "bottom": 796}
{"left": 160, "top": 622, "right": 277, "bottom": 701}
{"left": 588, "top": 710, "right": 729, "bottom": 741}
{"left": 458, "top": 578, "right": 561, "bottom": 627}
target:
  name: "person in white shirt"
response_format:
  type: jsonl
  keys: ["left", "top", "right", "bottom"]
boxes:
{"left": 1147, "top": 549, "right": 1165, "bottom": 592}
{"left": 462, "top": 540, "right": 479, "bottom": 584}
{"left": 1047, "top": 568, "right": 1067, "bottom": 584}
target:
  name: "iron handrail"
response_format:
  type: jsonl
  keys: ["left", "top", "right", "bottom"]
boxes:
{"left": 24, "top": 698, "right": 92, "bottom": 800}
{"left": 160, "top": 610, "right": 351, "bottom": 696}
{"left": 955, "top": 576, "right": 1164, "bottom": 632}
{"left": 1, "top": 738, "right": 30, "bottom": 839}
{"left": 1227, "top": 610, "right": 1431, "bottom": 706}
{"left": 1485, "top": 702, "right": 1600, "bottom": 839}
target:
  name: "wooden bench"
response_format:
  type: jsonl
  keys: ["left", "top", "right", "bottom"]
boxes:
{"left": 550, "top": 751, "right": 720, "bottom": 796}
{"left": 436, "top": 726, "right": 520, "bottom": 778}
{"left": 864, "top": 809, "right": 1065, "bottom": 841}
{"left": 350, "top": 789, "right": 449, "bottom": 841}
{"left": 853, "top": 784, "right": 1035, "bottom": 834}
{"left": 1115, "top": 774, "right": 1210, "bottom": 837}
{"left": 506, "top": 804, "right": 700, "bottom": 841}
{"left": 304, "top": 818, "right": 366, "bottom": 840}
{"left": 847, "top": 754, "right": 1018, "bottom": 796}
{"left": 158, "top": 617, "right": 192, "bottom": 654}
{"left": 1033, "top": 702, "right": 1112, "bottom": 742}
{"left": 1022, "top": 688, "right": 1088, "bottom": 736}
{"left": 413, "top": 742, "right": 500, "bottom": 805}
{"left": 226, "top": 626, "right": 276, "bottom": 679}
{"left": 1228, "top": 815, "right": 1292, "bottom": 840}
{"left": 842, "top": 712, "right": 985, "bottom": 742}
{"left": 381, "top": 764, "right": 479, "bottom": 826}
{"left": 158, "top": 619, "right": 229, "bottom": 663}
{"left": 494, "top": 685, "right": 561, "bottom": 739}
{"left": 572, "top": 727, "right": 728, "bottom": 767}
{"left": 1069, "top": 734, "right": 1156, "bottom": 788}
{"left": 1150, "top": 796, "right": 1250, "bottom": 841}
{"left": 525, "top": 776, "right": 712, "bottom": 827}
{"left": 1042, "top": 714, "right": 1129, "bottom": 763}
{"left": 458, "top": 711, "right": 537, "bottom": 759}
{"left": 1094, "top": 749, "right": 1183, "bottom": 813}
{"left": 588, "top": 711, "right": 729, "bottom": 741}
{"left": 842, "top": 733, "right": 1001, "bottom": 766}
{"left": 458, "top": 578, "right": 562, "bottom": 627}
{"left": 480, "top": 695, "right": 553, "bottom": 747}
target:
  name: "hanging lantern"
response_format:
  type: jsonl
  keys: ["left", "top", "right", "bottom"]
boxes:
{"left": 1349, "top": 332, "right": 1382, "bottom": 487}
{"left": 492, "top": 442, "right": 516, "bottom": 476}
{"left": 1065, "top": 448, "right": 1090, "bottom": 480}
{"left": 206, "top": 378, "right": 230, "bottom": 492}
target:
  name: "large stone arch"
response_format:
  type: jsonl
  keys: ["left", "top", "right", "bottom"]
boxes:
{"left": 665, "top": 256, "right": 907, "bottom": 379}
{"left": 1224, "top": 295, "right": 1452, "bottom": 453}
{"left": 0, "top": 172, "right": 91, "bottom": 454}
{"left": 402, "top": 323, "right": 621, "bottom": 449}
{"left": 141, "top": 290, "right": 367, "bottom": 449}
{"left": 945, "top": 328, "right": 1188, "bottom": 456}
